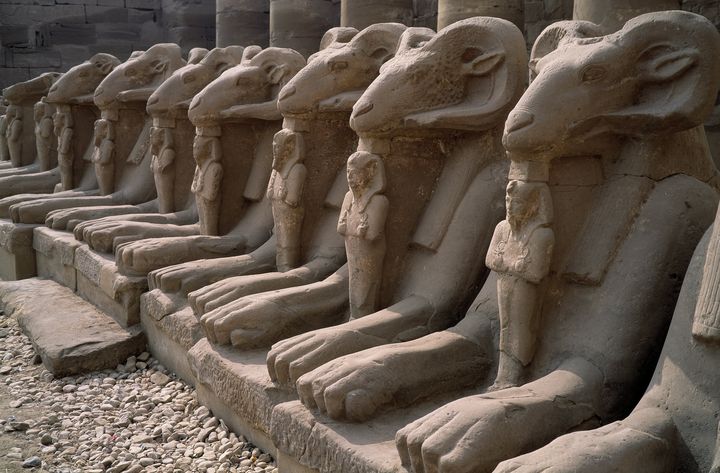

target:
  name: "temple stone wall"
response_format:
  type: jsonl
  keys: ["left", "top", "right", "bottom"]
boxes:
{"left": 0, "top": 0, "right": 214, "bottom": 90}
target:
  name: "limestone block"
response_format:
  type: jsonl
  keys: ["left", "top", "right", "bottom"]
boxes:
{"left": 97, "top": 0, "right": 126, "bottom": 7}
{"left": 11, "top": 48, "right": 61, "bottom": 68}
{"left": 0, "top": 25, "right": 31, "bottom": 47}
{"left": 0, "top": 220, "right": 36, "bottom": 280}
{"left": 95, "top": 23, "right": 143, "bottom": 42}
{"left": 574, "top": 0, "right": 681, "bottom": 32}
{"left": 167, "top": 25, "right": 214, "bottom": 49}
{"left": 0, "top": 278, "right": 146, "bottom": 376}
{"left": 45, "top": 23, "right": 97, "bottom": 46}
{"left": 127, "top": 8, "right": 155, "bottom": 24}
{"left": 341, "top": 0, "right": 414, "bottom": 29}
{"left": 437, "top": 0, "right": 525, "bottom": 30}
{"left": 161, "top": 0, "right": 215, "bottom": 27}
{"left": 85, "top": 6, "right": 130, "bottom": 22}
{"left": 55, "top": 0, "right": 97, "bottom": 5}
{"left": 126, "top": 0, "right": 162, "bottom": 9}
{"left": 269, "top": 0, "right": 340, "bottom": 57}
{"left": 0, "top": 68, "right": 31, "bottom": 94}
{"left": 216, "top": 0, "right": 269, "bottom": 48}
{"left": 0, "top": 5, "right": 86, "bottom": 26}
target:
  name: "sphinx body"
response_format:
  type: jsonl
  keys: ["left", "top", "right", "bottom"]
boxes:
{"left": 101, "top": 47, "right": 306, "bottom": 277}
{"left": 261, "top": 12, "right": 720, "bottom": 473}
{"left": 4, "top": 44, "right": 187, "bottom": 225}
{"left": 48, "top": 46, "right": 248, "bottom": 238}
{"left": 147, "top": 24, "right": 406, "bottom": 300}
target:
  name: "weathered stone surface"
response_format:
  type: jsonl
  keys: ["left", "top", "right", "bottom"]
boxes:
{"left": 341, "top": 0, "right": 414, "bottom": 29}
{"left": 216, "top": 0, "right": 269, "bottom": 47}
{"left": 0, "top": 219, "right": 36, "bottom": 280}
{"left": 0, "top": 278, "right": 146, "bottom": 376}
{"left": 269, "top": 0, "right": 340, "bottom": 57}
{"left": 438, "top": 0, "right": 525, "bottom": 30}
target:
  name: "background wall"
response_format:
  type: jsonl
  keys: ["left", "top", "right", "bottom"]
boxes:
{"left": 1, "top": 0, "right": 719, "bottom": 90}
{"left": 0, "top": 0, "right": 215, "bottom": 89}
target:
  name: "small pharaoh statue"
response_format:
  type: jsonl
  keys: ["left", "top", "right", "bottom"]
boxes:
{"left": 91, "top": 118, "right": 115, "bottom": 195}
{"left": 337, "top": 151, "right": 389, "bottom": 319}
{"left": 191, "top": 130, "right": 223, "bottom": 236}
{"left": 6, "top": 105, "right": 22, "bottom": 166}
{"left": 34, "top": 100, "right": 54, "bottom": 171}
{"left": 266, "top": 129, "right": 307, "bottom": 272}
{"left": 150, "top": 126, "right": 176, "bottom": 213}
{"left": 0, "top": 111, "right": 9, "bottom": 162}
{"left": 486, "top": 178, "right": 554, "bottom": 389}
{"left": 693, "top": 209, "right": 720, "bottom": 343}
{"left": 55, "top": 110, "right": 74, "bottom": 190}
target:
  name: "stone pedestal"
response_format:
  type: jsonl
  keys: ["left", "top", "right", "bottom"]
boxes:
{"left": 34, "top": 227, "right": 147, "bottom": 327}
{"left": 0, "top": 220, "right": 37, "bottom": 280}
{"left": 269, "top": 0, "right": 340, "bottom": 57}
{"left": 0, "top": 278, "right": 145, "bottom": 377}
{"left": 437, "top": 0, "right": 524, "bottom": 30}
{"left": 573, "top": 0, "right": 681, "bottom": 32}
{"left": 340, "top": 0, "right": 414, "bottom": 29}
{"left": 139, "top": 294, "right": 470, "bottom": 473}
{"left": 216, "top": 0, "right": 269, "bottom": 47}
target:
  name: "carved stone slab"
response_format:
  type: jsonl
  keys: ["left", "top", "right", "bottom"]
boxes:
{"left": 0, "top": 278, "right": 145, "bottom": 376}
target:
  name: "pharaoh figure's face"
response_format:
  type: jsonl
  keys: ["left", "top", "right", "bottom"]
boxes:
{"left": 150, "top": 126, "right": 164, "bottom": 154}
{"left": 505, "top": 180, "right": 537, "bottom": 223}
{"left": 94, "top": 119, "right": 109, "bottom": 146}
{"left": 193, "top": 135, "right": 212, "bottom": 161}
{"left": 34, "top": 103, "right": 46, "bottom": 122}
{"left": 53, "top": 112, "right": 64, "bottom": 133}
{"left": 347, "top": 152, "right": 376, "bottom": 195}
{"left": 272, "top": 130, "right": 295, "bottom": 171}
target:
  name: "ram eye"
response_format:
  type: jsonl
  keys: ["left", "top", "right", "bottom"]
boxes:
{"left": 182, "top": 74, "right": 196, "bottom": 84}
{"left": 328, "top": 61, "right": 348, "bottom": 72}
{"left": 580, "top": 64, "right": 607, "bottom": 83}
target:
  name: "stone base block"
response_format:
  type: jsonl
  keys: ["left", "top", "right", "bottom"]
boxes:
{"left": 34, "top": 226, "right": 147, "bottom": 326}
{"left": 73, "top": 245, "right": 147, "bottom": 327}
{"left": 33, "top": 226, "right": 80, "bottom": 289}
{"left": 139, "top": 291, "right": 463, "bottom": 473}
{"left": 187, "top": 339, "right": 456, "bottom": 473}
{"left": 0, "top": 219, "right": 37, "bottom": 280}
{"left": 140, "top": 291, "right": 205, "bottom": 385}
{"left": 0, "top": 278, "right": 146, "bottom": 376}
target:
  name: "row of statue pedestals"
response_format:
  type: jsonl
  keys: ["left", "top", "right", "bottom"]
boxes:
{"left": 0, "top": 10, "right": 720, "bottom": 473}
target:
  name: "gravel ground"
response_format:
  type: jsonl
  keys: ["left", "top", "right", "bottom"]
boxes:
{"left": 0, "top": 310, "right": 278, "bottom": 473}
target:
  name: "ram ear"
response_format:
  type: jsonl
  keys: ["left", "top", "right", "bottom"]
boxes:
{"left": 639, "top": 46, "right": 698, "bottom": 83}
{"left": 320, "top": 27, "right": 359, "bottom": 50}
{"left": 187, "top": 48, "right": 209, "bottom": 65}
{"left": 530, "top": 20, "right": 603, "bottom": 81}
{"left": 266, "top": 63, "right": 289, "bottom": 85}
{"left": 241, "top": 45, "right": 263, "bottom": 64}
{"left": 354, "top": 23, "right": 407, "bottom": 63}
{"left": 599, "top": 11, "right": 720, "bottom": 135}
{"left": 403, "top": 17, "right": 527, "bottom": 132}
{"left": 462, "top": 49, "right": 504, "bottom": 76}
{"left": 150, "top": 59, "right": 168, "bottom": 74}
{"left": 251, "top": 48, "right": 306, "bottom": 89}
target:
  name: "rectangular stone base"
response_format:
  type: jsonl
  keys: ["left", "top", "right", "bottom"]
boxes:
{"left": 0, "top": 278, "right": 146, "bottom": 376}
{"left": 34, "top": 226, "right": 81, "bottom": 289}
{"left": 139, "top": 291, "right": 460, "bottom": 473}
{"left": 34, "top": 227, "right": 147, "bottom": 326}
{"left": 0, "top": 219, "right": 38, "bottom": 280}
{"left": 140, "top": 291, "right": 205, "bottom": 385}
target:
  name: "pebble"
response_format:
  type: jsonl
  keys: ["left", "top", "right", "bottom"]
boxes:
{"left": 22, "top": 456, "right": 42, "bottom": 468}
{"left": 150, "top": 372, "right": 170, "bottom": 386}
{"left": 0, "top": 314, "right": 276, "bottom": 473}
